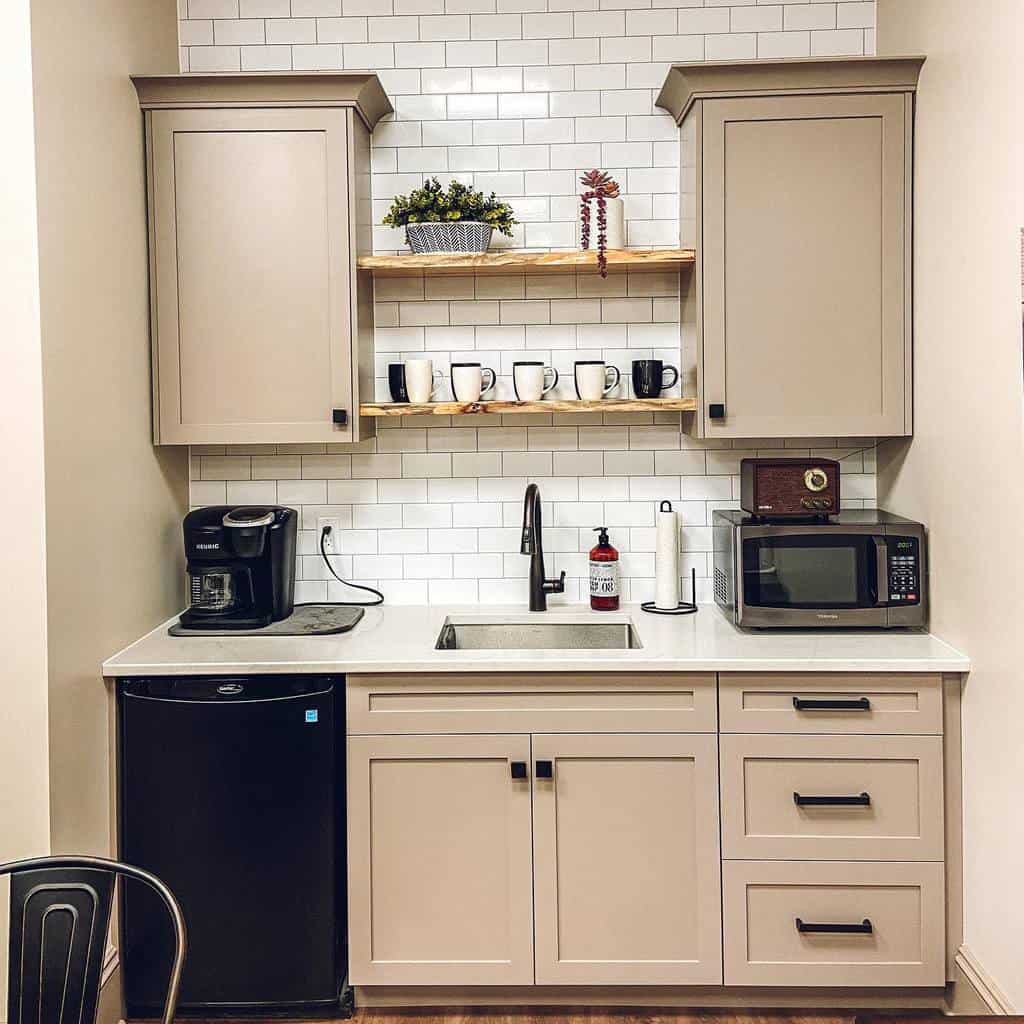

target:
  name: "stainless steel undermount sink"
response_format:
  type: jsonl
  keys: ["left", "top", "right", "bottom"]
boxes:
{"left": 435, "top": 617, "right": 642, "bottom": 651}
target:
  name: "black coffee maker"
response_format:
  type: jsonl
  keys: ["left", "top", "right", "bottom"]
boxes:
{"left": 179, "top": 506, "right": 297, "bottom": 629}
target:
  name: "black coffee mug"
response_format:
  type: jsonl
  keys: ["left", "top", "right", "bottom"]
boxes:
{"left": 388, "top": 363, "right": 409, "bottom": 403}
{"left": 632, "top": 359, "right": 679, "bottom": 398}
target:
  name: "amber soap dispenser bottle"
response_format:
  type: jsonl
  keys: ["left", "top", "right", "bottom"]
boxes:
{"left": 589, "top": 527, "right": 620, "bottom": 610}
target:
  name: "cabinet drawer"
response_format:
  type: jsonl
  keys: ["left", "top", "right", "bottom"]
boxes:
{"left": 720, "top": 673, "right": 942, "bottom": 734}
{"left": 721, "top": 735, "right": 944, "bottom": 860}
{"left": 723, "top": 861, "right": 945, "bottom": 988}
{"left": 346, "top": 673, "right": 717, "bottom": 734}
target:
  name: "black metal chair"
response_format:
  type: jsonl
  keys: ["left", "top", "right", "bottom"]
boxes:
{"left": 0, "top": 855, "right": 186, "bottom": 1024}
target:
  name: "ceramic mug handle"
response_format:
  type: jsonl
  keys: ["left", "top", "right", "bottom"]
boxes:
{"left": 542, "top": 367, "right": 559, "bottom": 395}
{"left": 431, "top": 369, "right": 444, "bottom": 399}
{"left": 660, "top": 365, "right": 680, "bottom": 391}
{"left": 481, "top": 367, "right": 496, "bottom": 396}
{"left": 603, "top": 365, "right": 621, "bottom": 395}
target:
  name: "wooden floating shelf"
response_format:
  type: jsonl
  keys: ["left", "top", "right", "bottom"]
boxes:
{"left": 357, "top": 248, "right": 696, "bottom": 277}
{"left": 360, "top": 397, "right": 697, "bottom": 417}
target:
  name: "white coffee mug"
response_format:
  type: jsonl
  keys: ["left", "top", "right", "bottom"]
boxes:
{"left": 405, "top": 359, "right": 443, "bottom": 404}
{"left": 451, "top": 362, "right": 496, "bottom": 403}
{"left": 513, "top": 361, "right": 559, "bottom": 401}
{"left": 574, "top": 360, "right": 620, "bottom": 401}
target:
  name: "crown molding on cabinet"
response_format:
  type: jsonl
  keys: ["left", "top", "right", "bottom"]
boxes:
{"left": 656, "top": 55, "right": 926, "bottom": 124}
{"left": 131, "top": 72, "right": 393, "bottom": 130}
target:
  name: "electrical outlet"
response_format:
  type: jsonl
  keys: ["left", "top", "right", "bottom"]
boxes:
{"left": 317, "top": 516, "right": 344, "bottom": 553}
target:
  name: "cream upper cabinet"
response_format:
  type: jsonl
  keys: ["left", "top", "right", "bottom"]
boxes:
{"left": 658, "top": 57, "right": 924, "bottom": 439}
{"left": 532, "top": 734, "right": 722, "bottom": 985}
{"left": 132, "top": 74, "right": 390, "bottom": 445}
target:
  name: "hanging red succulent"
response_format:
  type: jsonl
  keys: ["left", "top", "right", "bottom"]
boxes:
{"left": 579, "top": 169, "right": 621, "bottom": 278}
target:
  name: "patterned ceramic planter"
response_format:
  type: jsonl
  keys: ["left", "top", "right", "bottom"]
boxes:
{"left": 405, "top": 221, "right": 494, "bottom": 254}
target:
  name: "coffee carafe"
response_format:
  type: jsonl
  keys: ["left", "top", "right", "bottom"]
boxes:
{"left": 179, "top": 506, "right": 297, "bottom": 629}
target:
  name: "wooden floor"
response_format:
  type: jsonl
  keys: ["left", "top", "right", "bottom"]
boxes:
{"left": 186, "top": 1013, "right": 1002, "bottom": 1024}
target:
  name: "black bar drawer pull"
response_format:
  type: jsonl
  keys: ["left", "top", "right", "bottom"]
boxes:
{"left": 510, "top": 761, "right": 528, "bottom": 780}
{"left": 793, "top": 696, "right": 871, "bottom": 712}
{"left": 535, "top": 760, "right": 553, "bottom": 779}
{"left": 794, "top": 791, "right": 871, "bottom": 807}
{"left": 796, "top": 917, "right": 873, "bottom": 935}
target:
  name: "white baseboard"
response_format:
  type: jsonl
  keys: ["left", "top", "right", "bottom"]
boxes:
{"left": 955, "top": 945, "right": 1015, "bottom": 1014}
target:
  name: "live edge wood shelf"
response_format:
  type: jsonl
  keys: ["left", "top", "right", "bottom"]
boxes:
{"left": 360, "top": 397, "right": 697, "bottom": 417}
{"left": 356, "top": 248, "right": 695, "bottom": 277}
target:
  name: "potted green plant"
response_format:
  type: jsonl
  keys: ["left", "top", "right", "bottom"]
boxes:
{"left": 383, "top": 177, "right": 516, "bottom": 254}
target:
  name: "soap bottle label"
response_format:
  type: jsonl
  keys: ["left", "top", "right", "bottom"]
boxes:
{"left": 590, "top": 560, "right": 619, "bottom": 598}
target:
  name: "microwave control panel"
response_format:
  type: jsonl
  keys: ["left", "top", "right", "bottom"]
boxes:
{"left": 888, "top": 537, "right": 920, "bottom": 604}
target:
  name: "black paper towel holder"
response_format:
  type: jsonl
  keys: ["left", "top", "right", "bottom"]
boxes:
{"left": 641, "top": 566, "right": 698, "bottom": 616}
{"left": 642, "top": 500, "right": 698, "bottom": 615}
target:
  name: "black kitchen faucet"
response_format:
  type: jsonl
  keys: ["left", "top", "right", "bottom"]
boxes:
{"left": 521, "top": 482, "right": 566, "bottom": 612}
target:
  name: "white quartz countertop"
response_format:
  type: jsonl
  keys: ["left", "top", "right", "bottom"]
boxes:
{"left": 102, "top": 603, "right": 970, "bottom": 677}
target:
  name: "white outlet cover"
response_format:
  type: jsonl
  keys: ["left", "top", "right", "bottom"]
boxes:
{"left": 317, "top": 516, "right": 344, "bottom": 552}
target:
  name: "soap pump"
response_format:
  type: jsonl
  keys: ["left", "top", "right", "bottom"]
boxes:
{"left": 589, "top": 527, "right": 620, "bottom": 611}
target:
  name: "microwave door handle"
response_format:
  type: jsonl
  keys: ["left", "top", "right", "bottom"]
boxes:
{"left": 873, "top": 536, "right": 889, "bottom": 606}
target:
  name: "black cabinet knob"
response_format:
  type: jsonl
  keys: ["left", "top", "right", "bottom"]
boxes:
{"left": 332, "top": 409, "right": 348, "bottom": 426}
{"left": 510, "top": 761, "right": 527, "bottom": 780}
{"left": 708, "top": 402, "right": 725, "bottom": 419}
{"left": 535, "top": 760, "right": 553, "bottom": 779}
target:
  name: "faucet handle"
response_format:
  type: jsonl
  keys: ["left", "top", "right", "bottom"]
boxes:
{"left": 545, "top": 571, "right": 566, "bottom": 595}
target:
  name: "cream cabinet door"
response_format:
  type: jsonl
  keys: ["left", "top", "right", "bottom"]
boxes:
{"left": 148, "top": 108, "right": 355, "bottom": 444}
{"left": 699, "top": 93, "right": 910, "bottom": 438}
{"left": 347, "top": 734, "right": 535, "bottom": 985}
{"left": 532, "top": 734, "right": 722, "bottom": 984}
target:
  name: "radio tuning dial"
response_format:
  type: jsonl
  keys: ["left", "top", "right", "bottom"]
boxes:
{"left": 804, "top": 467, "right": 829, "bottom": 493}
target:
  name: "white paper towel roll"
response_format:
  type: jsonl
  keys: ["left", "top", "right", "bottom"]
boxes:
{"left": 654, "top": 500, "right": 680, "bottom": 609}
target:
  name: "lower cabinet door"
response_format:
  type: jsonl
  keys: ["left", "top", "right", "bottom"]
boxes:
{"left": 347, "top": 734, "right": 535, "bottom": 985}
{"left": 532, "top": 733, "right": 722, "bottom": 984}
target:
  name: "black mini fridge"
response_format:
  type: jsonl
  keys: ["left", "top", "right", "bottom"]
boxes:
{"left": 118, "top": 675, "right": 345, "bottom": 1016}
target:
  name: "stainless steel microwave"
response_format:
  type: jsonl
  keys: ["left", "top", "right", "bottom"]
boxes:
{"left": 713, "top": 510, "right": 927, "bottom": 630}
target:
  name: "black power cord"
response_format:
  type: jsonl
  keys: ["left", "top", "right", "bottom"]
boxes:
{"left": 317, "top": 525, "right": 384, "bottom": 606}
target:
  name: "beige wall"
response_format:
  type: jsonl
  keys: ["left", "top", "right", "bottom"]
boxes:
{"left": 29, "top": 0, "right": 188, "bottom": 857}
{"left": 0, "top": 1, "right": 52, "bottom": 1015}
{"left": 876, "top": 0, "right": 1024, "bottom": 1010}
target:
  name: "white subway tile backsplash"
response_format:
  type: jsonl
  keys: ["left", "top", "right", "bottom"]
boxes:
{"left": 471, "top": 12, "right": 523, "bottom": 38}
{"left": 422, "top": 66, "right": 472, "bottom": 92}
{"left": 404, "top": 553, "right": 454, "bottom": 578}
{"left": 784, "top": 3, "right": 836, "bottom": 30}
{"left": 353, "top": 504, "right": 405, "bottom": 529}
{"left": 183, "top": 3, "right": 874, "bottom": 602}
{"left": 809, "top": 27, "right": 865, "bottom": 55}
{"left": 428, "top": 527, "right": 479, "bottom": 552}
{"left": 523, "top": 65, "right": 573, "bottom": 91}
{"left": 225, "top": 480, "right": 278, "bottom": 503}
{"left": 326, "top": 479, "right": 380, "bottom": 503}
{"left": 239, "top": 0, "right": 286, "bottom": 14}
{"left": 378, "top": 527, "right": 428, "bottom": 552}
{"left": 188, "top": 45, "right": 242, "bottom": 69}
{"left": 293, "top": 0, "right": 342, "bottom": 12}
{"left": 429, "top": 579, "right": 479, "bottom": 602}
